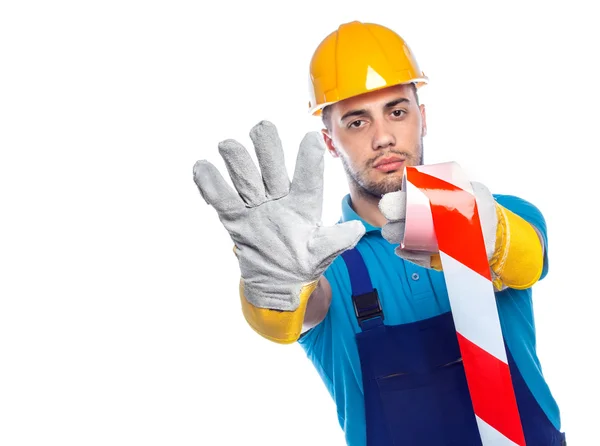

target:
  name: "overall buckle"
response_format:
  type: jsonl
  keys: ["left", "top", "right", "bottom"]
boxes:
{"left": 352, "top": 289, "right": 384, "bottom": 324}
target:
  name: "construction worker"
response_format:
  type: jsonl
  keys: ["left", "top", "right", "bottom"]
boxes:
{"left": 193, "top": 21, "right": 566, "bottom": 446}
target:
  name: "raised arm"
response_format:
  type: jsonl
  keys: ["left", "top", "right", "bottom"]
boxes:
{"left": 193, "top": 121, "right": 364, "bottom": 344}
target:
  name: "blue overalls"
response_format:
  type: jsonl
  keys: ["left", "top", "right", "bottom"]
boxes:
{"left": 340, "top": 248, "right": 567, "bottom": 446}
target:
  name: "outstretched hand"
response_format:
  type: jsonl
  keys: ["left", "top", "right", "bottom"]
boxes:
{"left": 193, "top": 120, "right": 365, "bottom": 311}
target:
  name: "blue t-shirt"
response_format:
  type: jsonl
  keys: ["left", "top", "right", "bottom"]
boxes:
{"left": 298, "top": 193, "right": 561, "bottom": 446}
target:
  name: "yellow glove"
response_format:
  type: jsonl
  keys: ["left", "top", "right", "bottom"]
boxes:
{"left": 489, "top": 204, "right": 544, "bottom": 290}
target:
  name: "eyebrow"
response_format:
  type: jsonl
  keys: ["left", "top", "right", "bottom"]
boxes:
{"left": 340, "top": 97, "right": 411, "bottom": 122}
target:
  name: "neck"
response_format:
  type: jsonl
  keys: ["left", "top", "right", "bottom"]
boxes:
{"left": 348, "top": 182, "right": 388, "bottom": 228}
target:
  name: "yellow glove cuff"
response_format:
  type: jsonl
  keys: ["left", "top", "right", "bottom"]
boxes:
{"left": 490, "top": 204, "right": 544, "bottom": 290}
{"left": 430, "top": 254, "right": 442, "bottom": 271}
{"left": 239, "top": 280, "right": 318, "bottom": 345}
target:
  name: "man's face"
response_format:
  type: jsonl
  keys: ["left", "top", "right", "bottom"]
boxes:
{"left": 322, "top": 84, "right": 427, "bottom": 198}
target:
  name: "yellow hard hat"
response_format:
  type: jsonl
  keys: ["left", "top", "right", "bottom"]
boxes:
{"left": 308, "top": 21, "right": 428, "bottom": 116}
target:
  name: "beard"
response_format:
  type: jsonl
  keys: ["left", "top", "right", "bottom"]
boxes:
{"left": 339, "top": 140, "right": 424, "bottom": 199}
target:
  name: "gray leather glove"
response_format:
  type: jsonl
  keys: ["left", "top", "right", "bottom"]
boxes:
{"left": 193, "top": 120, "right": 366, "bottom": 312}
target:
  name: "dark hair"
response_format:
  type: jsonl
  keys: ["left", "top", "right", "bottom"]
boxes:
{"left": 321, "top": 83, "right": 419, "bottom": 131}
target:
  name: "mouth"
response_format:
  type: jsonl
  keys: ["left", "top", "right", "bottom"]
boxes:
{"left": 373, "top": 156, "right": 406, "bottom": 172}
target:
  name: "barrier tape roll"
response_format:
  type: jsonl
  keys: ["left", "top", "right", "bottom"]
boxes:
{"left": 403, "top": 161, "right": 526, "bottom": 446}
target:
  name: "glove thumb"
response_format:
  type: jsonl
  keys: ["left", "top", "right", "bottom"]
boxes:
{"left": 310, "top": 220, "right": 366, "bottom": 270}
{"left": 379, "top": 190, "right": 406, "bottom": 222}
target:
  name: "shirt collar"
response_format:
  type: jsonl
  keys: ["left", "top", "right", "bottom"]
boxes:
{"left": 339, "top": 194, "right": 381, "bottom": 233}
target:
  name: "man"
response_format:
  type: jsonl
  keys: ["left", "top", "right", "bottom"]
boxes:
{"left": 193, "top": 21, "right": 565, "bottom": 446}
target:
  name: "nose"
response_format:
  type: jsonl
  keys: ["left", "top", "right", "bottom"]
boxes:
{"left": 372, "top": 119, "right": 396, "bottom": 150}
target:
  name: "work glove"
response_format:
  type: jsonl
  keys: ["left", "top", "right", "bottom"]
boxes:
{"left": 378, "top": 182, "right": 498, "bottom": 270}
{"left": 193, "top": 120, "right": 365, "bottom": 343}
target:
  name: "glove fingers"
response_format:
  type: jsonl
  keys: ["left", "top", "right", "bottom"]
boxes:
{"left": 379, "top": 191, "right": 406, "bottom": 222}
{"left": 193, "top": 160, "right": 246, "bottom": 217}
{"left": 249, "top": 121, "right": 290, "bottom": 200}
{"left": 289, "top": 131, "right": 326, "bottom": 223}
{"left": 381, "top": 221, "right": 405, "bottom": 245}
{"left": 394, "top": 247, "right": 432, "bottom": 268}
{"left": 218, "top": 139, "right": 266, "bottom": 207}
{"left": 310, "top": 221, "right": 366, "bottom": 272}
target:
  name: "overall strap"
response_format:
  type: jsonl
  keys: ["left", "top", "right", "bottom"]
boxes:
{"left": 340, "top": 248, "right": 384, "bottom": 331}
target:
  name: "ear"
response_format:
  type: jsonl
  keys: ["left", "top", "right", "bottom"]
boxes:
{"left": 419, "top": 104, "right": 427, "bottom": 137}
{"left": 321, "top": 129, "right": 339, "bottom": 158}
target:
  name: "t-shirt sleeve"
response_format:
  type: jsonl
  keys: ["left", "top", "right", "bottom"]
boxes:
{"left": 493, "top": 194, "right": 550, "bottom": 281}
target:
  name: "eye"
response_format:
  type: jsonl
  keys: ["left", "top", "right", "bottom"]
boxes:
{"left": 348, "top": 120, "right": 364, "bottom": 129}
{"left": 391, "top": 109, "right": 406, "bottom": 117}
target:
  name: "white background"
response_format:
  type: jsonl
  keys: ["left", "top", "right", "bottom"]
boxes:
{"left": 1, "top": 0, "right": 598, "bottom": 445}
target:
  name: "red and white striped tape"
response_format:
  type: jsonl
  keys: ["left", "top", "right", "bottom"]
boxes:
{"left": 403, "top": 161, "right": 526, "bottom": 446}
